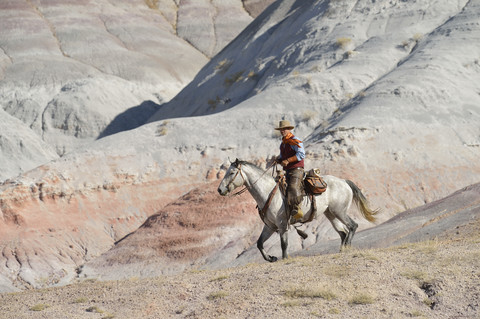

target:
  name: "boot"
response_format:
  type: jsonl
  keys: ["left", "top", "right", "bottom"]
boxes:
{"left": 290, "top": 205, "right": 304, "bottom": 223}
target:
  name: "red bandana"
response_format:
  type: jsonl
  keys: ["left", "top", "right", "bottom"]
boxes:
{"left": 282, "top": 132, "right": 301, "bottom": 147}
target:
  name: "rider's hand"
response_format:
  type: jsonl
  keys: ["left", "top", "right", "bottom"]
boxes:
{"left": 280, "top": 159, "right": 289, "bottom": 167}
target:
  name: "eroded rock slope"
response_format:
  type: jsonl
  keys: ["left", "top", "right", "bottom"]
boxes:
{"left": 1, "top": 0, "right": 479, "bottom": 291}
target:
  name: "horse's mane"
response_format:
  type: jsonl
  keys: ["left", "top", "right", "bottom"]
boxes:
{"left": 235, "top": 160, "right": 272, "bottom": 176}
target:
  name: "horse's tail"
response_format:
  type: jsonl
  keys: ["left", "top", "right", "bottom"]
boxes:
{"left": 346, "top": 180, "right": 378, "bottom": 223}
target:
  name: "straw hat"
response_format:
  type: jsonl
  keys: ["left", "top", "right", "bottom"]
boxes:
{"left": 274, "top": 120, "right": 294, "bottom": 130}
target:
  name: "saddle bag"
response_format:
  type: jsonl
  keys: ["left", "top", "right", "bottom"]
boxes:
{"left": 305, "top": 168, "right": 327, "bottom": 194}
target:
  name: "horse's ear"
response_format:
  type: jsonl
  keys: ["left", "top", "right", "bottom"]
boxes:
{"left": 230, "top": 158, "right": 240, "bottom": 167}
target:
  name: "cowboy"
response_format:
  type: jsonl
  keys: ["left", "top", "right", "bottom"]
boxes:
{"left": 274, "top": 120, "right": 305, "bottom": 222}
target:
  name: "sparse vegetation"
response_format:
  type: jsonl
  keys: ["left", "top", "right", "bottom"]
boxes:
{"left": 348, "top": 292, "right": 376, "bottom": 305}
{"left": 291, "top": 70, "right": 301, "bottom": 77}
{"left": 86, "top": 306, "right": 104, "bottom": 313}
{"left": 207, "top": 96, "right": 220, "bottom": 110}
{"left": 207, "top": 291, "right": 228, "bottom": 300}
{"left": 416, "top": 239, "right": 440, "bottom": 254}
{"left": 401, "top": 269, "right": 432, "bottom": 284}
{"left": 336, "top": 37, "right": 352, "bottom": 49}
{"left": 423, "top": 297, "right": 434, "bottom": 308}
{"left": 156, "top": 121, "right": 169, "bottom": 136}
{"left": 323, "top": 264, "right": 351, "bottom": 278}
{"left": 247, "top": 70, "right": 258, "bottom": 79}
{"left": 30, "top": 303, "right": 50, "bottom": 311}
{"left": 224, "top": 71, "right": 244, "bottom": 87}
{"left": 400, "top": 32, "right": 423, "bottom": 50}
{"left": 83, "top": 278, "right": 97, "bottom": 283}
{"left": 2, "top": 225, "right": 478, "bottom": 318}
{"left": 73, "top": 297, "right": 88, "bottom": 303}
{"left": 413, "top": 33, "right": 423, "bottom": 41}
{"left": 329, "top": 307, "right": 341, "bottom": 314}
{"left": 410, "top": 309, "right": 425, "bottom": 317}
{"left": 351, "top": 250, "right": 379, "bottom": 261}
{"left": 281, "top": 300, "right": 302, "bottom": 307}
{"left": 284, "top": 286, "right": 337, "bottom": 300}
{"left": 210, "top": 275, "right": 229, "bottom": 282}
{"left": 215, "top": 59, "right": 232, "bottom": 74}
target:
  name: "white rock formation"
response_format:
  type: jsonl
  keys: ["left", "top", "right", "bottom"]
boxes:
{"left": 1, "top": 0, "right": 479, "bottom": 291}
{"left": 0, "top": 0, "right": 270, "bottom": 180}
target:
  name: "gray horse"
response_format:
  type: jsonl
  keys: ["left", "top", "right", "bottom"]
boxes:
{"left": 217, "top": 159, "right": 378, "bottom": 262}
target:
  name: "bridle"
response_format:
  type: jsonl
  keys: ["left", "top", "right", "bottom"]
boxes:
{"left": 228, "top": 161, "right": 275, "bottom": 196}
{"left": 228, "top": 163, "right": 249, "bottom": 196}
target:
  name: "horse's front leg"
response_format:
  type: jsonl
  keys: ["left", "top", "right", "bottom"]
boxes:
{"left": 257, "top": 225, "right": 277, "bottom": 262}
{"left": 280, "top": 230, "right": 288, "bottom": 259}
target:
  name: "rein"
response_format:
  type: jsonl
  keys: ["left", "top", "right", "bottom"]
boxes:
{"left": 258, "top": 182, "right": 279, "bottom": 221}
{"left": 231, "top": 162, "right": 275, "bottom": 196}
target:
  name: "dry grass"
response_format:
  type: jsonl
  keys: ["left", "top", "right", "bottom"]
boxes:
{"left": 0, "top": 227, "right": 478, "bottom": 318}
{"left": 323, "top": 264, "right": 351, "bottom": 278}
{"left": 224, "top": 71, "right": 244, "bottom": 87}
{"left": 336, "top": 37, "right": 352, "bottom": 49}
{"left": 156, "top": 121, "right": 168, "bottom": 136}
{"left": 86, "top": 306, "right": 105, "bottom": 313}
{"left": 413, "top": 33, "right": 423, "bottom": 41}
{"left": 247, "top": 70, "right": 258, "bottom": 79}
{"left": 207, "top": 96, "right": 220, "bottom": 110}
{"left": 210, "top": 275, "right": 229, "bottom": 282}
{"left": 348, "top": 292, "right": 376, "bottom": 305}
{"left": 72, "top": 297, "right": 88, "bottom": 304}
{"left": 207, "top": 291, "right": 228, "bottom": 300}
{"left": 29, "top": 303, "right": 50, "bottom": 311}
{"left": 401, "top": 269, "right": 432, "bottom": 283}
{"left": 283, "top": 286, "right": 337, "bottom": 300}
{"left": 215, "top": 59, "right": 232, "bottom": 74}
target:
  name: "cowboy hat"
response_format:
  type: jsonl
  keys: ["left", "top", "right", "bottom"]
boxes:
{"left": 274, "top": 120, "right": 294, "bottom": 130}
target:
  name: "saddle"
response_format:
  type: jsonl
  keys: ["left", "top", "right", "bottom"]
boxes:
{"left": 276, "top": 168, "right": 327, "bottom": 195}
{"left": 275, "top": 168, "right": 327, "bottom": 224}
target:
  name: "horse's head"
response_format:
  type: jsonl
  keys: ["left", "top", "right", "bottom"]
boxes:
{"left": 217, "top": 159, "right": 246, "bottom": 196}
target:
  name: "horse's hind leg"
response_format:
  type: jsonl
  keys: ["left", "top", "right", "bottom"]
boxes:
{"left": 344, "top": 215, "right": 358, "bottom": 246}
{"left": 257, "top": 225, "right": 277, "bottom": 262}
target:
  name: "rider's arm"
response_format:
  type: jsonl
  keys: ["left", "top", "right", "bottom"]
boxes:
{"left": 290, "top": 141, "right": 305, "bottom": 162}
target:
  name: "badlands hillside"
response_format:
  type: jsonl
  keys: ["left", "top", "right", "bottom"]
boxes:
{"left": 0, "top": 0, "right": 274, "bottom": 180}
{"left": 1, "top": 185, "right": 479, "bottom": 318}
{"left": 1, "top": 0, "right": 480, "bottom": 293}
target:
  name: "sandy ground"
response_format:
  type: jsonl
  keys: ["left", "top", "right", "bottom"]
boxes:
{"left": 1, "top": 219, "right": 478, "bottom": 319}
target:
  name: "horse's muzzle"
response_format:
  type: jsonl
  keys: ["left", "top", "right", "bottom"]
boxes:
{"left": 217, "top": 187, "right": 228, "bottom": 196}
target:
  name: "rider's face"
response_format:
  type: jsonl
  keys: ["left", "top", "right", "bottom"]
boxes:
{"left": 280, "top": 128, "right": 290, "bottom": 137}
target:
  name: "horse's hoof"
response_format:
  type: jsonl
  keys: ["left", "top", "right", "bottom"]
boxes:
{"left": 268, "top": 256, "right": 278, "bottom": 262}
